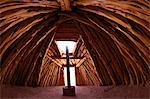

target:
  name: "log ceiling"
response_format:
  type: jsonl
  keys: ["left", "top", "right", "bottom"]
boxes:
{"left": 0, "top": 0, "right": 150, "bottom": 86}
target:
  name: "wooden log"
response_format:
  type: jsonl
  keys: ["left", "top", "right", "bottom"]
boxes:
{"left": 57, "top": 0, "right": 71, "bottom": 11}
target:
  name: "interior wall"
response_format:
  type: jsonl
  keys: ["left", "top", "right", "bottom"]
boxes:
{"left": 76, "top": 43, "right": 101, "bottom": 86}
{"left": 0, "top": 0, "right": 150, "bottom": 87}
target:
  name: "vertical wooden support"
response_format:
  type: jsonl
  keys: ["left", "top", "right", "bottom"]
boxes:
{"left": 66, "top": 46, "right": 71, "bottom": 87}
{"left": 63, "top": 46, "right": 76, "bottom": 96}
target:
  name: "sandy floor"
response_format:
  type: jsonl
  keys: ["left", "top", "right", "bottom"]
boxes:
{"left": 0, "top": 85, "right": 149, "bottom": 99}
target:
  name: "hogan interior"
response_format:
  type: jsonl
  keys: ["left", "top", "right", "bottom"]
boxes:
{"left": 0, "top": 0, "right": 150, "bottom": 99}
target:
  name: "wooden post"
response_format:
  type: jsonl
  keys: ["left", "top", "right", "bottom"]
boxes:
{"left": 66, "top": 46, "right": 71, "bottom": 87}
{"left": 63, "top": 46, "right": 76, "bottom": 96}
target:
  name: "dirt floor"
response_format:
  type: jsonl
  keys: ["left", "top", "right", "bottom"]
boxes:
{"left": 0, "top": 85, "right": 149, "bottom": 99}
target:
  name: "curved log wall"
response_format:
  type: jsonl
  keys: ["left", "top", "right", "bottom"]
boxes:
{"left": 76, "top": 43, "right": 101, "bottom": 86}
{"left": 0, "top": 0, "right": 150, "bottom": 86}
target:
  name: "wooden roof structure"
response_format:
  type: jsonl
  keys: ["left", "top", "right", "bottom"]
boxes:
{"left": 0, "top": 0, "right": 150, "bottom": 87}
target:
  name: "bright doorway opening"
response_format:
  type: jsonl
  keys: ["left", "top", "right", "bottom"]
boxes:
{"left": 64, "top": 67, "right": 76, "bottom": 86}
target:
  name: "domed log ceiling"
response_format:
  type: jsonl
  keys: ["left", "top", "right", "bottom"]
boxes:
{"left": 0, "top": 0, "right": 150, "bottom": 86}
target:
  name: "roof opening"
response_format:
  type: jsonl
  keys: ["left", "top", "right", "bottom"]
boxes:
{"left": 55, "top": 41, "right": 77, "bottom": 56}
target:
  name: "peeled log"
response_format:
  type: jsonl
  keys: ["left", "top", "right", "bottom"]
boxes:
{"left": 57, "top": 0, "right": 72, "bottom": 11}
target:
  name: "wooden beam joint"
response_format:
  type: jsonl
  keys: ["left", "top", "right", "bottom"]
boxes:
{"left": 57, "top": 0, "right": 72, "bottom": 11}
{"left": 62, "top": 64, "right": 76, "bottom": 67}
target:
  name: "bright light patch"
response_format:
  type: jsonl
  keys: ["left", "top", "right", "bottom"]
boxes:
{"left": 64, "top": 67, "right": 76, "bottom": 86}
{"left": 56, "top": 41, "right": 77, "bottom": 55}
{"left": 55, "top": 41, "right": 77, "bottom": 86}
